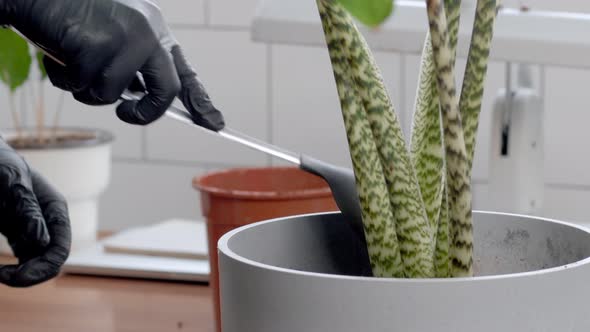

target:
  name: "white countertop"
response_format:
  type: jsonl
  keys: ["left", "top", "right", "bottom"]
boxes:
{"left": 252, "top": 0, "right": 590, "bottom": 68}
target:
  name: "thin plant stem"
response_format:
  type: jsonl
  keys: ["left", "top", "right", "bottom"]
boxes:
{"left": 51, "top": 90, "right": 66, "bottom": 142}
{"left": 36, "top": 80, "right": 45, "bottom": 144}
{"left": 9, "top": 93, "right": 22, "bottom": 141}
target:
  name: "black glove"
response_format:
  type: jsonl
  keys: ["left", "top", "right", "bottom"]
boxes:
{"left": 1, "top": 0, "right": 224, "bottom": 131}
{"left": 0, "top": 139, "right": 71, "bottom": 287}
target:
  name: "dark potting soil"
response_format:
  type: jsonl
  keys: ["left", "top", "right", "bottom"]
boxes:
{"left": 8, "top": 132, "right": 97, "bottom": 150}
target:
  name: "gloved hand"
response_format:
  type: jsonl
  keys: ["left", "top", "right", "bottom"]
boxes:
{"left": 0, "top": 139, "right": 71, "bottom": 287}
{"left": 1, "top": 0, "right": 224, "bottom": 131}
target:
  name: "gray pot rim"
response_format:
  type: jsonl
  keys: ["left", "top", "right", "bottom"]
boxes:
{"left": 1, "top": 126, "right": 114, "bottom": 150}
{"left": 218, "top": 210, "right": 590, "bottom": 283}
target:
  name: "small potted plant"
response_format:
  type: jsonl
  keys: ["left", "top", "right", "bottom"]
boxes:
{"left": 0, "top": 29, "right": 113, "bottom": 253}
{"left": 216, "top": 0, "right": 590, "bottom": 331}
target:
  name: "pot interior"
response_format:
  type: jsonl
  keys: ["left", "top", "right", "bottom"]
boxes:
{"left": 224, "top": 212, "right": 590, "bottom": 278}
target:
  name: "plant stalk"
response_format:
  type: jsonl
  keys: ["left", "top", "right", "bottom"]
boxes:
{"left": 317, "top": 0, "right": 404, "bottom": 278}
{"left": 459, "top": 0, "right": 498, "bottom": 171}
{"left": 9, "top": 93, "right": 22, "bottom": 141}
{"left": 410, "top": 0, "right": 461, "bottom": 278}
{"left": 426, "top": 0, "right": 474, "bottom": 277}
{"left": 51, "top": 90, "right": 66, "bottom": 142}
{"left": 345, "top": 14, "right": 435, "bottom": 278}
{"left": 36, "top": 80, "right": 45, "bottom": 144}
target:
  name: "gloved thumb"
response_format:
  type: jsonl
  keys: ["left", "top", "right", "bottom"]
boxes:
{"left": 171, "top": 45, "right": 225, "bottom": 131}
{"left": 10, "top": 185, "right": 51, "bottom": 258}
{"left": 0, "top": 265, "right": 18, "bottom": 286}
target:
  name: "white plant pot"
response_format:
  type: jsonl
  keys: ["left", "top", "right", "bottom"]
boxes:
{"left": 219, "top": 211, "right": 590, "bottom": 332}
{"left": 0, "top": 127, "right": 113, "bottom": 255}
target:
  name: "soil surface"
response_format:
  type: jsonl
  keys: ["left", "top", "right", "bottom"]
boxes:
{"left": 8, "top": 132, "right": 97, "bottom": 149}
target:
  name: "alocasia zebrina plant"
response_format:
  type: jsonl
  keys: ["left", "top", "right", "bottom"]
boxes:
{"left": 317, "top": 0, "right": 497, "bottom": 278}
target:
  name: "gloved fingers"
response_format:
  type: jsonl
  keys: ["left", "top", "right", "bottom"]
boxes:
{"left": 116, "top": 46, "right": 180, "bottom": 125}
{"left": 9, "top": 184, "right": 50, "bottom": 257}
{"left": 0, "top": 257, "right": 59, "bottom": 288}
{"left": 42, "top": 41, "right": 116, "bottom": 94}
{"left": 0, "top": 172, "right": 71, "bottom": 288}
{"left": 72, "top": 35, "right": 156, "bottom": 105}
{"left": 127, "top": 74, "right": 147, "bottom": 94}
{"left": 171, "top": 45, "right": 225, "bottom": 131}
{"left": 31, "top": 170, "right": 71, "bottom": 266}
{"left": 0, "top": 265, "right": 20, "bottom": 287}
{"left": 4, "top": 204, "right": 73, "bottom": 287}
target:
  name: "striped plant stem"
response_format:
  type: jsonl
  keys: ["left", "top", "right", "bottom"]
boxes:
{"left": 317, "top": 0, "right": 404, "bottom": 278}
{"left": 346, "top": 16, "right": 435, "bottom": 278}
{"left": 460, "top": 0, "right": 498, "bottom": 171}
{"left": 410, "top": 0, "right": 461, "bottom": 278}
{"left": 426, "top": 0, "right": 474, "bottom": 277}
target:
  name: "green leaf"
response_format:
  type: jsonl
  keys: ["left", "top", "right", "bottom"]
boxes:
{"left": 36, "top": 51, "right": 47, "bottom": 81}
{"left": 336, "top": 0, "right": 394, "bottom": 27}
{"left": 0, "top": 29, "right": 32, "bottom": 92}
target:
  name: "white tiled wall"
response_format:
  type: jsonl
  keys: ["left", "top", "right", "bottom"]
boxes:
{"left": 157, "top": 0, "right": 206, "bottom": 25}
{"left": 3, "top": 0, "right": 590, "bottom": 230}
{"left": 146, "top": 29, "right": 269, "bottom": 166}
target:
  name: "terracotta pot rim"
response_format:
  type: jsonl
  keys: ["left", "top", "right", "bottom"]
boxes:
{"left": 193, "top": 167, "right": 333, "bottom": 200}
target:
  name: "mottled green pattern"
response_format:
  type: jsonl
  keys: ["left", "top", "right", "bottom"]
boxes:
{"left": 410, "top": 39, "right": 444, "bottom": 239}
{"left": 410, "top": 40, "right": 449, "bottom": 277}
{"left": 347, "top": 15, "right": 434, "bottom": 278}
{"left": 319, "top": 0, "right": 437, "bottom": 278}
{"left": 426, "top": 0, "right": 474, "bottom": 277}
{"left": 459, "top": 0, "right": 497, "bottom": 171}
{"left": 318, "top": 0, "right": 404, "bottom": 278}
{"left": 317, "top": 0, "right": 496, "bottom": 279}
{"left": 410, "top": 0, "right": 461, "bottom": 278}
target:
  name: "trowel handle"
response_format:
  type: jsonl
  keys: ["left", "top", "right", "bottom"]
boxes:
{"left": 122, "top": 91, "right": 303, "bottom": 166}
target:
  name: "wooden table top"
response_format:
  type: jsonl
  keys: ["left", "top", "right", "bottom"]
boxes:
{"left": 0, "top": 273, "right": 215, "bottom": 332}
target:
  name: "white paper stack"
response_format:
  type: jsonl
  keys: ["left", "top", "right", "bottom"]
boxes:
{"left": 63, "top": 219, "right": 210, "bottom": 282}
{"left": 102, "top": 219, "right": 208, "bottom": 259}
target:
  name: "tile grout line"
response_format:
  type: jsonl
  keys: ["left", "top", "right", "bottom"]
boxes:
{"left": 545, "top": 183, "right": 590, "bottom": 192}
{"left": 170, "top": 24, "right": 250, "bottom": 32}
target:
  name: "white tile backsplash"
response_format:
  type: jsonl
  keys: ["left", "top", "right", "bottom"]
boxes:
{"left": 99, "top": 161, "right": 207, "bottom": 230}
{"left": 472, "top": 182, "right": 490, "bottom": 211}
{"left": 501, "top": 0, "right": 590, "bottom": 13}
{"left": 271, "top": 45, "right": 350, "bottom": 168}
{"left": 271, "top": 45, "right": 402, "bottom": 169}
{"left": 544, "top": 66, "right": 590, "bottom": 186}
{"left": 153, "top": 0, "right": 206, "bottom": 25}
{"left": 209, "top": 0, "right": 260, "bottom": 27}
{"left": 146, "top": 29, "right": 268, "bottom": 166}
{"left": 542, "top": 186, "right": 590, "bottom": 225}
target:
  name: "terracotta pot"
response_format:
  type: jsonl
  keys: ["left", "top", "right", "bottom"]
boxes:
{"left": 193, "top": 167, "right": 338, "bottom": 332}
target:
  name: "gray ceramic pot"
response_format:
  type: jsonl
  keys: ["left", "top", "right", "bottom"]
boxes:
{"left": 218, "top": 211, "right": 590, "bottom": 332}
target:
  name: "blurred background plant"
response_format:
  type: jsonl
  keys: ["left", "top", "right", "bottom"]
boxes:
{"left": 0, "top": 28, "right": 66, "bottom": 147}
{"left": 336, "top": 0, "right": 395, "bottom": 27}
